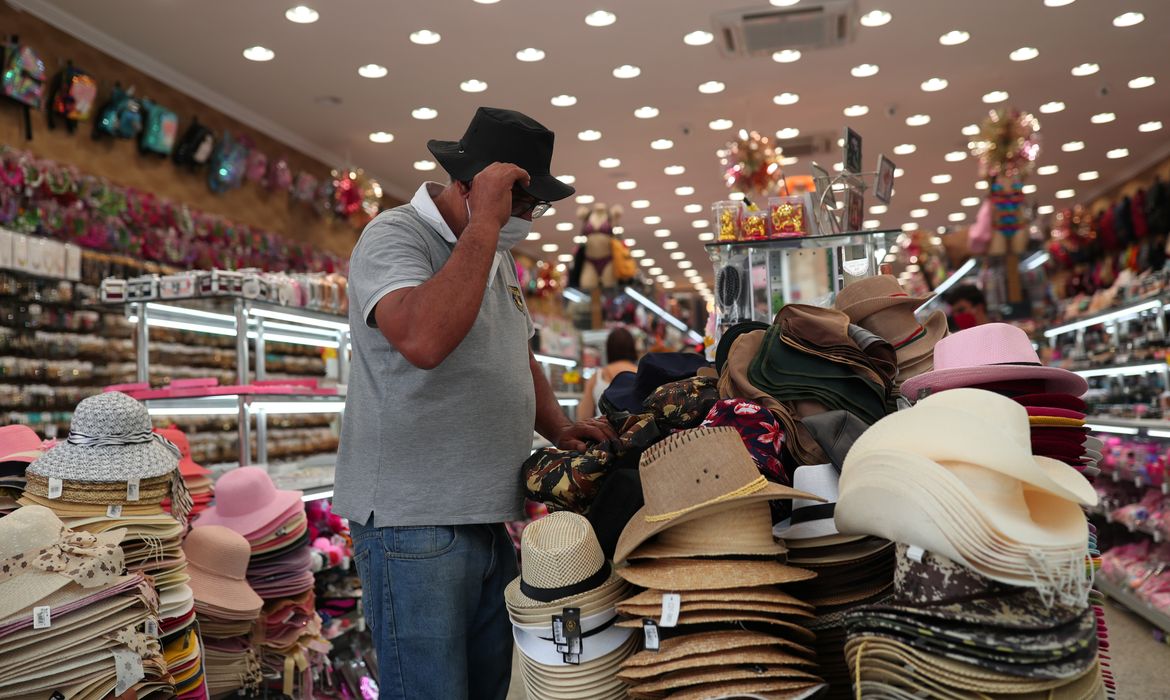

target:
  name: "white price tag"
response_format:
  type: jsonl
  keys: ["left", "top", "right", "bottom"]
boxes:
{"left": 32, "top": 606, "right": 50, "bottom": 629}
{"left": 106, "top": 504, "right": 123, "bottom": 518}
{"left": 1136, "top": 476, "right": 1144, "bottom": 489}
{"left": 642, "top": 620, "right": 660, "bottom": 651}
{"left": 126, "top": 479, "right": 140, "bottom": 502}
{"left": 47, "top": 478, "right": 62, "bottom": 500}
{"left": 1163, "top": 482, "right": 1169, "bottom": 496}
{"left": 144, "top": 618, "right": 159, "bottom": 638}
{"left": 660, "top": 593, "right": 681, "bottom": 628}
{"left": 905, "top": 545, "right": 926, "bottom": 563}
{"left": 111, "top": 648, "right": 144, "bottom": 696}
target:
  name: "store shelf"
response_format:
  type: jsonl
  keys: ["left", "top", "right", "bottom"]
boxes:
{"left": 1072, "top": 362, "right": 1168, "bottom": 379}
{"left": 144, "top": 392, "right": 346, "bottom": 417}
{"left": 1095, "top": 575, "right": 1170, "bottom": 636}
{"left": 703, "top": 228, "right": 899, "bottom": 252}
{"left": 1042, "top": 298, "right": 1168, "bottom": 339}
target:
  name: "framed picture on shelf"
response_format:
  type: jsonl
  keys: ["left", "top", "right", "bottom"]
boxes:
{"left": 875, "top": 155, "right": 896, "bottom": 204}
{"left": 846, "top": 187, "right": 864, "bottom": 232}
{"left": 844, "top": 128, "right": 863, "bottom": 174}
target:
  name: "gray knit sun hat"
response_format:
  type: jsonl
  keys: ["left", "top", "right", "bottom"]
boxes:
{"left": 28, "top": 392, "right": 179, "bottom": 482}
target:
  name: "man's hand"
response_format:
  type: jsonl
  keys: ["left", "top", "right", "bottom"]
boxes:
{"left": 468, "top": 162, "right": 530, "bottom": 228}
{"left": 555, "top": 418, "right": 618, "bottom": 452}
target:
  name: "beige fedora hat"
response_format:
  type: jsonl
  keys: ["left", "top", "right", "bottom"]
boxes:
{"left": 623, "top": 586, "right": 813, "bottom": 611}
{"left": 628, "top": 501, "right": 786, "bottom": 561}
{"left": 617, "top": 557, "right": 816, "bottom": 591}
{"left": 505, "top": 512, "right": 626, "bottom": 613}
{"left": 833, "top": 275, "right": 933, "bottom": 323}
{"left": 615, "top": 427, "right": 820, "bottom": 564}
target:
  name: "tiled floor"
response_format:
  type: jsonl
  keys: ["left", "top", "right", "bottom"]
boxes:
{"left": 505, "top": 601, "right": 1168, "bottom": 699}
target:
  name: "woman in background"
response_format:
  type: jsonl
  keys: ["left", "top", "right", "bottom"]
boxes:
{"left": 577, "top": 327, "right": 639, "bottom": 419}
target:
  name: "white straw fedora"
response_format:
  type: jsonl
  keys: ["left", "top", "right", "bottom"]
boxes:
{"left": 773, "top": 464, "right": 843, "bottom": 541}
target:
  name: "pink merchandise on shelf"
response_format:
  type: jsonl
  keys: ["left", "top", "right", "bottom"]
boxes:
{"left": 112, "top": 378, "right": 338, "bottom": 401}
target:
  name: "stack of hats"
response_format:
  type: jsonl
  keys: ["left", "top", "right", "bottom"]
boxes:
{"left": 835, "top": 389, "right": 1106, "bottom": 697}
{"left": 505, "top": 511, "right": 637, "bottom": 700}
{"left": 612, "top": 427, "right": 827, "bottom": 698}
{"left": 0, "top": 505, "right": 169, "bottom": 697}
{"left": 0, "top": 425, "right": 49, "bottom": 516}
{"left": 18, "top": 391, "right": 200, "bottom": 687}
{"left": 833, "top": 274, "right": 949, "bottom": 390}
{"left": 183, "top": 525, "right": 263, "bottom": 697}
{"left": 194, "top": 466, "right": 328, "bottom": 697}
{"left": 155, "top": 427, "right": 215, "bottom": 518}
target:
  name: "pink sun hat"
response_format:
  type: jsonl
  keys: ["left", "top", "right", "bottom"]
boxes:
{"left": 194, "top": 466, "right": 302, "bottom": 537}
{"left": 900, "top": 323, "right": 1087, "bottom": 402}
{"left": 0, "top": 425, "right": 49, "bottom": 464}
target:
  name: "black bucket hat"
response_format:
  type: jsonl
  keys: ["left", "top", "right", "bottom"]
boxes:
{"left": 427, "top": 107, "right": 576, "bottom": 202}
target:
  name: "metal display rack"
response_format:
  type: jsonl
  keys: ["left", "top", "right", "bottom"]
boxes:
{"left": 1095, "top": 576, "right": 1170, "bottom": 637}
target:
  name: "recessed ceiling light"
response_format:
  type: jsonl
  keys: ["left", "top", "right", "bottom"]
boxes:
{"left": 676, "top": 186, "right": 696, "bottom": 196}
{"left": 709, "top": 119, "right": 734, "bottom": 131}
{"left": 641, "top": 258, "right": 656, "bottom": 266}
{"left": 960, "top": 197, "right": 980, "bottom": 206}
{"left": 1033, "top": 166, "right": 1058, "bottom": 177}
{"left": 285, "top": 5, "right": 319, "bottom": 23}
{"left": 1022, "top": 184, "right": 1038, "bottom": 194}
{"left": 541, "top": 243, "right": 559, "bottom": 253}
{"left": 851, "top": 63, "right": 879, "bottom": 78}
{"left": 551, "top": 94, "right": 578, "bottom": 107}
{"left": 585, "top": 10, "right": 616, "bottom": 27}
{"left": 651, "top": 139, "right": 674, "bottom": 150}
{"left": 1070, "top": 63, "right": 1099, "bottom": 77}
{"left": 729, "top": 192, "right": 745, "bottom": 201}
{"left": 1077, "top": 170, "right": 1099, "bottom": 181}
{"left": 460, "top": 79, "right": 488, "bottom": 92}
{"left": 910, "top": 208, "right": 929, "bottom": 218}
{"left": 1128, "top": 76, "right": 1156, "bottom": 89}
{"left": 931, "top": 174, "right": 952, "bottom": 184}
{"left": 1113, "top": 12, "right": 1144, "bottom": 27}
{"left": 1044, "top": 0, "right": 1075, "bottom": 6}
{"left": 679, "top": 204, "right": 701, "bottom": 216}
{"left": 1139, "top": 121, "right": 1163, "bottom": 133}
{"left": 894, "top": 168, "right": 905, "bottom": 177}
{"left": 698, "top": 81, "right": 726, "bottom": 94}
{"left": 556, "top": 222, "right": 574, "bottom": 232}
{"left": 1037, "top": 204, "right": 1056, "bottom": 215}
{"left": 635, "top": 106, "right": 660, "bottom": 119}
{"left": 860, "top": 10, "right": 892, "bottom": 27}
{"left": 613, "top": 64, "right": 641, "bottom": 79}
{"left": 773, "top": 92, "right": 800, "bottom": 105}
{"left": 920, "top": 193, "right": 940, "bottom": 203}
{"left": 643, "top": 216, "right": 661, "bottom": 224}
{"left": 545, "top": 207, "right": 557, "bottom": 217}
{"left": 653, "top": 229, "right": 671, "bottom": 238}
{"left": 698, "top": 232, "right": 715, "bottom": 241}
{"left": 903, "top": 222, "right": 920, "bottom": 231}
{"left": 629, "top": 200, "right": 649, "bottom": 209}
{"left": 474, "top": 0, "right": 500, "bottom": 3}
{"left": 869, "top": 205, "right": 888, "bottom": 215}
{"left": 576, "top": 194, "right": 595, "bottom": 204}
{"left": 649, "top": 267, "right": 664, "bottom": 276}
{"left": 664, "top": 165, "right": 686, "bottom": 176}
{"left": 558, "top": 175, "right": 576, "bottom": 185}
{"left": 662, "top": 241, "right": 680, "bottom": 250}
{"left": 975, "top": 180, "right": 989, "bottom": 190}
{"left": 1039, "top": 101, "right": 1065, "bottom": 114}
{"left": 368, "top": 131, "right": 394, "bottom": 143}
{"left": 577, "top": 129, "right": 601, "bottom": 141}
{"left": 961, "top": 124, "right": 980, "bottom": 136}
{"left": 1010, "top": 47, "right": 1039, "bottom": 61}
{"left": 863, "top": 219, "right": 881, "bottom": 228}
{"left": 630, "top": 249, "right": 645, "bottom": 258}
{"left": 691, "top": 219, "right": 711, "bottom": 229}
{"left": 516, "top": 48, "right": 545, "bottom": 62}
{"left": 893, "top": 143, "right": 917, "bottom": 155}
{"left": 905, "top": 114, "right": 931, "bottom": 127}
{"left": 358, "top": 63, "right": 388, "bottom": 79}
{"left": 982, "top": 90, "right": 1009, "bottom": 104}
{"left": 243, "top": 46, "right": 275, "bottom": 62}
{"left": 411, "top": 107, "right": 438, "bottom": 120}
{"left": 920, "top": 78, "right": 949, "bottom": 92}
{"left": 599, "top": 157, "right": 621, "bottom": 168}
{"left": 1055, "top": 189, "right": 1076, "bottom": 199}
{"left": 1106, "top": 148, "right": 1130, "bottom": 159}
{"left": 776, "top": 127, "right": 800, "bottom": 139}
{"left": 670, "top": 252, "right": 687, "bottom": 260}
{"left": 948, "top": 212, "right": 967, "bottom": 222}
{"left": 772, "top": 49, "right": 802, "bottom": 63}
{"left": 527, "top": 232, "right": 542, "bottom": 242}
{"left": 945, "top": 151, "right": 968, "bottom": 162}
{"left": 1090, "top": 112, "right": 1116, "bottom": 124}
{"left": 558, "top": 253, "right": 577, "bottom": 263}
{"left": 780, "top": 156, "right": 799, "bottom": 166}
{"left": 413, "top": 159, "right": 436, "bottom": 171}
{"left": 684, "top": 30, "right": 714, "bottom": 46}
{"left": 843, "top": 104, "right": 869, "bottom": 117}
{"left": 939, "top": 30, "right": 970, "bottom": 46}
{"left": 409, "top": 29, "right": 441, "bottom": 45}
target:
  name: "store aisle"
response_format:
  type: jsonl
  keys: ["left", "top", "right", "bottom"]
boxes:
{"left": 1102, "top": 601, "right": 1170, "bottom": 699}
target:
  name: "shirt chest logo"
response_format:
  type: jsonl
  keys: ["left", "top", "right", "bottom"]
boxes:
{"left": 508, "top": 285, "right": 525, "bottom": 312}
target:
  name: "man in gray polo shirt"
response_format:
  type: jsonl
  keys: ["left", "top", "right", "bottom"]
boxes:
{"left": 336, "top": 107, "right": 613, "bottom": 700}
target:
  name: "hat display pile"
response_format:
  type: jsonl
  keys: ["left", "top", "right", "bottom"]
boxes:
{"left": 19, "top": 391, "right": 202, "bottom": 693}
{"left": 155, "top": 427, "right": 214, "bottom": 518}
{"left": 0, "top": 505, "right": 169, "bottom": 697}
{"left": 0, "top": 424, "right": 50, "bottom": 516}
{"left": 183, "top": 525, "right": 263, "bottom": 696}
{"left": 505, "top": 511, "right": 637, "bottom": 699}
{"left": 194, "top": 466, "right": 329, "bottom": 697}
{"left": 836, "top": 388, "right": 1107, "bottom": 698}
{"left": 613, "top": 426, "right": 828, "bottom": 699}
{"left": 833, "top": 274, "right": 949, "bottom": 390}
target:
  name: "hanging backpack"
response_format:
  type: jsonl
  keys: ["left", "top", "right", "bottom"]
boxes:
{"left": 93, "top": 83, "right": 143, "bottom": 140}
{"left": 173, "top": 117, "right": 216, "bottom": 168}
{"left": 138, "top": 99, "right": 179, "bottom": 156}
{"left": 48, "top": 62, "right": 98, "bottom": 132}
{"left": 2, "top": 37, "right": 46, "bottom": 140}
{"left": 207, "top": 131, "right": 249, "bottom": 194}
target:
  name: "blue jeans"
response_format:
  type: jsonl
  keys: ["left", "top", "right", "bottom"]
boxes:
{"left": 350, "top": 522, "right": 518, "bottom": 700}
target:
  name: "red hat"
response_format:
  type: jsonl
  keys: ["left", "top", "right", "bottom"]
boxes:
{"left": 154, "top": 427, "right": 211, "bottom": 478}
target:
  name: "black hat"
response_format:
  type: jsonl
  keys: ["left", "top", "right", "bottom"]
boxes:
{"left": 427, "top": 107, "right": 575, "bottom": 202}
{"left": 632, "top": 352, "right": 709, "bottom": 405}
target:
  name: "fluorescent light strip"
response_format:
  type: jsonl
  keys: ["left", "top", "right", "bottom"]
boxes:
{"left": 1043, "top": 300, "right": 1162, "bottom": 338}
{"left": 558, "top": 398, "right": 580, "bottom": 407}
{"left": 147, "top": 405, "right": 238, "bottom": 416}
{"left": 1086, "top": 424, "right": 1139, "bottom": 435}
{"left": 259, "top": 320, "right": 339, "bottom": 338}
{"left": 917, "top": 259, "right": 977, "bottom": 312}
{"left": 302, "top": 489, "right": 335, "bottom": 502}
{"left": 1023, "top": 251, "right": 1050, "bottom": 271}
{"left": 1074, "top": 363, "right": 1166, "bottom": 378}
{"left": 625, "top": 286, "right": 690, "bottom": 334}
{"left": 534, "top": 354, "right": 578, "bottom": 368}
{"left": 563, "top": 288, "right": 589, "bottom": 303}
{"left": 144, "top": 302, "right": 235, "bottom": 323}
{"left": 257, "top": 332, "right": 339, "bottom": 349}
{"left": 1146, "top": 429, "right": 1170, "bottom": 439}
{"left": 248, "top": 307, "right": 350, "bottom": 331}
{"left": 128, "top": 316, "right": 237, "bottom": 337}
{"left": 250, "top": 401, "right": 346, "bottom": 414}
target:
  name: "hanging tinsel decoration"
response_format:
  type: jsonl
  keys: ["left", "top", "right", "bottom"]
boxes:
{"left": 331, "top": 168, "right": 384, "bottom": 225}
{"left": 718, "top": 129, "right": 785, "bottom": 202}
{"left": 969, "top": 108, "right": 1041, "bottom": 180}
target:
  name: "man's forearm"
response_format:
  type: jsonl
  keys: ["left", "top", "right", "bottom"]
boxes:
{"left": 532, "top": 353, "right": 571, "bottom": 443}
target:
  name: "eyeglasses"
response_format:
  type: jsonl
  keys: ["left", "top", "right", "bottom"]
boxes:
{"left": 512, "top": 189, "right": 551, "bottom": 219}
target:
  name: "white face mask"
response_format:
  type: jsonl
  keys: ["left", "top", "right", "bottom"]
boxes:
{"left": 465, "top": 199, "right": 532, "bottom": 252}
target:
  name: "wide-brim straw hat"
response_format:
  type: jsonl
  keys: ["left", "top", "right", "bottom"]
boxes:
{"left": 622, "top": 586, "right": 812, "bottom": 611}
{"left": 617, "top": 557, "right": 816, "bottom": 591}
{"left": 618, "top": 645, "right": 815, "bottom": 682}
{"left": 614, "top": 426, "right": 820, "bottom": 564}
{"left": 193, "top": 466, "right": 302, "bottom": 537}
{"left": 622, "top": 630, "right": 815, "bottom": 670}
{"left": 183, "top": 525, "right": 263, "bottom": 615}
{"left": 505, "top": 511, "right": 626, "bottom": 612}
{"left": 834, "top": 275, "right": 933, "bottom": 323}
{"left": 627, "top": 501, "right": 786, "bottom": 560}
{"left": 626, "top": 664, "right": 822, "bottom": 697}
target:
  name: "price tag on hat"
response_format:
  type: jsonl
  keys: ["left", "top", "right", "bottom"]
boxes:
{"left": 905, "top": 545, "right": 926, "bottom": 563}
{"left": 642, "top": 620, "right": 660, "bottom": 652}
{"left": 106, "top": 504, "right": 123, "bottom": 519}
{"left": 551, "top": 615, "right": 567, "bottom": 653}
{"left": 659, "top": 593, "right": 681, "bottom": 628}
{"left": 144, "top": 618, "right": 159, "bottom": 638}
{"left": 111, "top": 648, "right": 144, "bottom": 696}
{"left": 126, "top": 478, "right": 140, "bottom": 502}
{"left": 47, "top": 478, "right": 62, "bottom": 500}
{"left": 561, "top": 607, "right": 582, "bottom": 660}
{"left": 32, "top": 606, "right": 51, "bottom": 629}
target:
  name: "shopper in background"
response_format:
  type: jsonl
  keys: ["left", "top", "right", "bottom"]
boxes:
{"left": 577, "top": 327, "right": 640, "bottom": 420}
{"left": 946, "top": 284, "right": 990, "bottom": 330}
{"left": 335, "top": 107, "right": 615, "bottom": 700}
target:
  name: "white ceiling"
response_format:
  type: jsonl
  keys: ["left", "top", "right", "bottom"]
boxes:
{"left": 16, "top": 0, "right": 1170, "bottom": 297}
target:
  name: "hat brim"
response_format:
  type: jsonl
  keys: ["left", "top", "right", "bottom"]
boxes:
{"left": 616, "top": 557, "right": 816, "bottom": 591}
{"left": 192, "top": 487, "right": 302, "bottom": 538}
{"left": 896, "top": 310, "right": 949, "bottom": 366}
{"left": 503, "top": 566, "right": 627, "bottom": 611}
{"left": 900, "top": 365, "right": 1088, "bottom": 404}
{"left": 426, "top": 140, "right": 576, "bottom": 201}
{"left": 28, "top": 439, "right": 179, "bottom": 482}
{"left": 773, "top": 516, "right": 842, "bottom": 541}
{"left": 179, "top": 458, "right": 210, "bottom": 478}
{"left": 840, "top": 295, "right": 933, "bottom": 324}
{"left": 187, "top": 565, "right": 262, "bottom": 615}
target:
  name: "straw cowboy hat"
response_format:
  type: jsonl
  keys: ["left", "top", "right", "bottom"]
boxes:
{"left": 626, "top": 501, "right": 786, "bottom": 560}
{"left": 505, "top": 511, "right": 628, "bottom": 612}
{"left": 614, "top": 427, "right": 819, "bottom": 564}
{"left": 900, "top": 323, "right": 1088, "bottom": 401}
{"left": 833, "top": 275, "right": 933, "bottom": 323}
